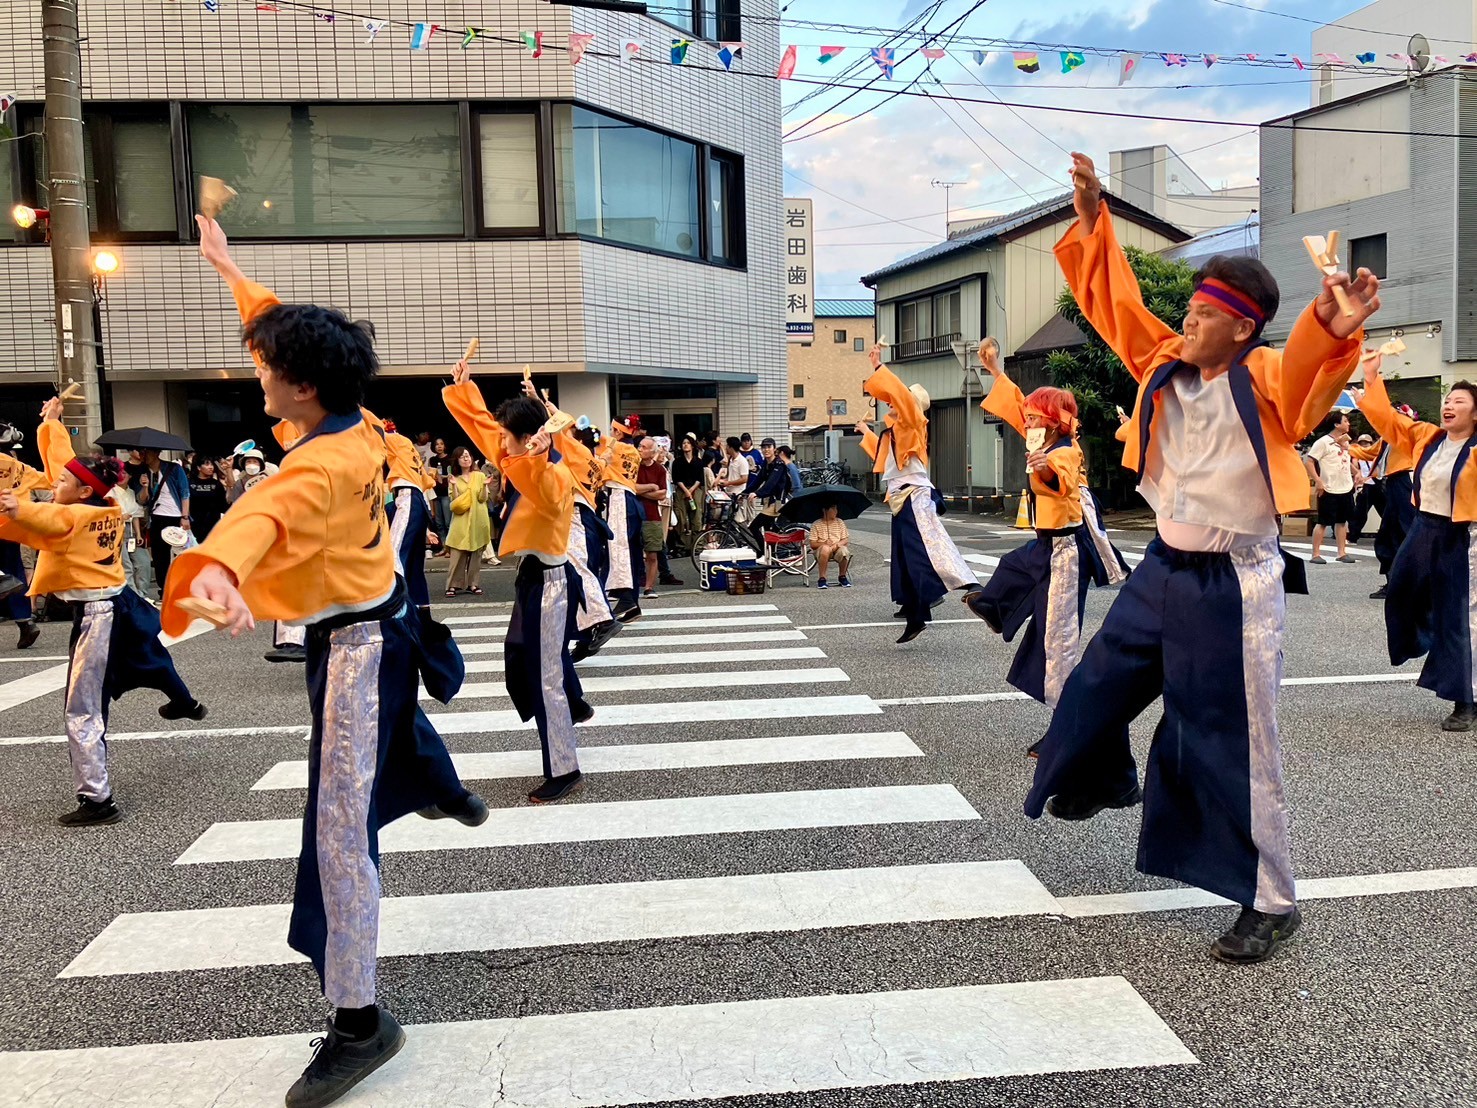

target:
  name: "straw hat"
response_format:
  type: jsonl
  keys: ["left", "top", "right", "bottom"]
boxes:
{"left": 908, "top": 383, "right": 931, "bottom": 413}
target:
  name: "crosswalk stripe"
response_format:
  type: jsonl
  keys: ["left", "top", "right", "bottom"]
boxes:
{"left": 0, "top": 621, "right": 214, "bottom": 713}
{"left": 422, "top": 693, "right": 883, "bottom": 735}
{"left": 437, "top": 667, "right": 850, "bottom": 701}
{"left": 61, "top": 860, "right": 1057, "bottom": 977}
{"left": 1280, "top": 539, "right": 1378, "bottom": 560}
{"left": 452, "top": 613, "right": 793, "bottom": 637}
{"left": 456, "top": 629, "right": 810, "bottom": 654}
{"left": 251, "top": 731, "right": 924, "bottom": 791}
{"left": 442, "top": 603, "right": 778, "bottom": 624}
{"left": 0, "top": 978, "right": 1195, "bottom": 1103}
{"left": 175, "top": 783, "right": 979, "bottom": 864}
{"left": 463, "top": 645, "right": 827, "bottom": 673}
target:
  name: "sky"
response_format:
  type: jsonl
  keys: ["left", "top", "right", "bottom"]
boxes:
{"left": 778, "top": 0, "right": 1391, "bottom": 296}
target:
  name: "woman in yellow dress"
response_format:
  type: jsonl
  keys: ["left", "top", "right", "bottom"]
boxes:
{"left": 444, "top": 445, "right": 491, "bottom": 597}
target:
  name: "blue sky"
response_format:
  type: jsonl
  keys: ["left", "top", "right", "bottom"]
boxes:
{"left": 779, "top": 0, "right": 1378, "bottom": 294}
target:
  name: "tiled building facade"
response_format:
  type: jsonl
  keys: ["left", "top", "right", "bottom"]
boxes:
{"left": 0, "top": 0, "right": 785, "bottom": 450}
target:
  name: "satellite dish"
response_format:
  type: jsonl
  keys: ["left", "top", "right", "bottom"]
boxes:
{"left": 1409, "top": 33, "right": 1433, "bottom": 73}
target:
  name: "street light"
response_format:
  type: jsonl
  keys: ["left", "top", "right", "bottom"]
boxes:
{"left": 91, "top": 249, "right": 119, "bottom": 275}
{"left": 11, "top": 204, "right": 48, "bottom": 230}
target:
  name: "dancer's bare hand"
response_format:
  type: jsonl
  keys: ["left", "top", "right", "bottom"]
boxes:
{"left": 1317, "top": 268, "right": 1382, "bottom": 339}
{"left": 190, "top": 563, "right": 255, "bottom": 636}
{"left": 0, "top": 491, "right": 18, "bottom": 519}
{"left": 451, "top": 359, "right": 472, "bottom": 387}
{"left": 868, "top": 343, "right": 884, "bottom": 370}
{"left": 1069, "top": 152, "right": 1102, "bottom": 232}
{"left": 853, "top": 419, "right": 870, "bottom": 436}
{"left": 526, "top": 429, "right": 551, "bottom": 456}
{"left": 977, "top": 338, "right": 1000, "bottom": 376}
{"left": 39, "top": 396, "right": 63, "bottom": 423}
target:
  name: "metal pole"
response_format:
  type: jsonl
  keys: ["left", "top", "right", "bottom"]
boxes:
{"left": 42, "top": 0, "right": 101, "bottom": 444}
{"left": 965, "top": 371, "right": 973, "bottom": 515}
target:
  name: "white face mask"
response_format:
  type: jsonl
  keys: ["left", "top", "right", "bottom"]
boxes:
{"left": 244, "top": 462, "right": 262, "bottom": 476}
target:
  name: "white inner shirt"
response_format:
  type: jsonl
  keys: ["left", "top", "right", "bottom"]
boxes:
{"left": 1139, "top": 368, "right": 1277, "bottom": 552}
{"left": 152, "top": 475, "right": 180, "bottom": 518}
{"left": 1418, "top": 436, "right": 1469, "bottom": 519}
{"left": 878, "top": 429, "right": 933, "bottom": 495}
{"left": 1306, "top": 434, "right": 1355, "bottom": 495}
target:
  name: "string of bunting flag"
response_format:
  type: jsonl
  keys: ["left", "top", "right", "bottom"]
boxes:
{"left": 172, "top": 0, "right": 1472, "bottom": 83}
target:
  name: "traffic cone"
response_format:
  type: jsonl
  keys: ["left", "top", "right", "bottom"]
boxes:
{"left": 1014, "top": 490, "right": 1032, "bottom": 529}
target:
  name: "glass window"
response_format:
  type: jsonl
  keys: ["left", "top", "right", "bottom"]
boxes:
{"left": 1351, "top": 233, "right": 1387, "bottom": 278}
{"left": 555, "top": 105, "right": 700, "bottom": 258}
{"left": 188, "top": 103, "right": 463, "bottom": 237}
{"left": 708, "top": 150, "right": 742, "bottom": 265}
{"left": 112, "top": 117, "right": 176, "bottom": 232}
{"left": 793, "top": 384, "right": 804, "bottom": 398}
{"left": 0, "top": 144, "right": 18, "bottom": 243}
{"left": 29, "top": 115, "right": 98, "bottom": 233}
{"left": 478, "top": 111, "right": 540, "bottom": 230}
{"left": 853, "top": 336, "right": 865, "bottom": 352}
{"left": 700, "top": 0, "right": 741, "bottom": 41}
{"left": 933, "top": 288, "right": 961, "bottom": 339}
{"left": 833, "top": 329, "right": 846, "bottom": 343}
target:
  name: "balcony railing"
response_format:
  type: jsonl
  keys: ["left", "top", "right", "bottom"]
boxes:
{"left": 894, "top": 332, "right": 962, "bottom": 360}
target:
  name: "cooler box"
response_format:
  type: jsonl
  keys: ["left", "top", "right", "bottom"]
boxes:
{"left": 699, "top": 547, "right": 759, "bottom": 591}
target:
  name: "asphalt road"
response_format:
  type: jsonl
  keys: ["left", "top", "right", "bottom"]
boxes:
{"left": 0, "top": 510, "right": 1473, "bottom": 1107}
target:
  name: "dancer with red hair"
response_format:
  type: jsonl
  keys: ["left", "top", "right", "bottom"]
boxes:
{"left": 964, "top": 339, "right": 1118, "bottom": 712}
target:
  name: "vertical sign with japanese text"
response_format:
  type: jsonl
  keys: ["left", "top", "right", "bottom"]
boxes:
{"left": 784, "top": 198, "right": 814, "bottom": 342}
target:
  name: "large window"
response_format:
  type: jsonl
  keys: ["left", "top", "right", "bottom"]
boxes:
{"left": 707, "top": 149, "right": 743, "bottom": 265}
{"left": 477, "top": 110, "right": 540, "bottom": 232}
{"left": 187, "top": 103, "right": 463, "bottom": 237}
{"left": 1351, "top": 232, "right": 1387, "bottom": 279}
{"left": 896, "top": 287, "right": 962, "bottom": 359}
{"left": 662, "top": 0, "right": 740, "bottom": 40}
{"left": 23, "top": 106, "right": 175, "bottom": 237}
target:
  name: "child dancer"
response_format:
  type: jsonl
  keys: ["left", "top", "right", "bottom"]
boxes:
{"left": 444, "top": 363, "right": 592, "bottom": 804}
{"left": 965, "top": 341, "right": 1113, "bottom": 713}
{"left": 1358, "top": 354, "right": 1477, "bottom": 731}
{"left": 167, "top": 216, "right": 484, "bottom": 1108}
{"left": 380, "top": 417, "right": 439, "bottom": 610}
{"left": 855, "top": 343, "right": 980, "bottom": 643}
{"left": 1, "top": 397, "right": 205, "bottom": 826}
{"left": 601, "top": 416, "right": 646, "bottom": 622}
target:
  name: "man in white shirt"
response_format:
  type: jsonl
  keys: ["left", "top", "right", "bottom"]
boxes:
{"left": 711, "top": 436, "right": 750, "bottom": 510}
{"left": 1303, "top": 412, "right": 1357, "bottom": 563}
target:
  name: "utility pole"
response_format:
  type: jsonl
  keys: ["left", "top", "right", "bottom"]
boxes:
{"left": 42, "top": 0, "right": 102, "bottom": 444}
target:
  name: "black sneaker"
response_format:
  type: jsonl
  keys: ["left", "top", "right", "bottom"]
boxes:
{"left": 0, "top": 572, "right": 24, "bottom": 601}
{"left": 1045, "top": 781, "right": 1143, "bottom": 821}
{"left": 896, "top": 621, "right": 925, "bottom": 644}
{"left": 58, "top": 795, "right": 122, "bottom": 826}
{"left": 265, "top": 644, "right": 308, "bottom": 663}
{"left": 159, "top": 699, "right": 208, "bottom": 721}
{"left": 16, "top": 621, "right": 39, "bottom": 649}
{"left": 570, "top": 639, "right": 593, "bottom": 662}
{"left": 416, "top": 791, "right": 489, "bottom": 827}
{"left": 286, "top": 1007, "right": 406, "bottom": 1108}
{"left": 528, "top": 770, "right": 583, "bottom": 804}
{"left": 1211, "top": 906, "right": 1302, "bottom": 964}
{"left": 586, "top": 619, "right": 621, "bottom": 655}
{"left": 1369, "top": 584, "right": 1388, "bottom": 599}
{"left": 572, "top": 699, "right": 595, "bottom": 725}
{"left": 1442, "top": 702, "right": 1477, "bottom": 732}
{"left": 893, "top": 608, "right": 907, "bottom": 619}
{"left": 616, "top": 605, "right": 643, "bottom": 624}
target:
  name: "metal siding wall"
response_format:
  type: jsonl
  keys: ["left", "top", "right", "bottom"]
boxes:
{"left": 928, "top": 398, "right": 965, "bottom": 493}
{"left": 1457, "top": 82, "right": 1477, "bottom": 360}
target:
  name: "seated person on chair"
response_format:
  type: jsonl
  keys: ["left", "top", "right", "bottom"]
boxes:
{"left": 810, "top": 504, "right": 851, "bottom": 589}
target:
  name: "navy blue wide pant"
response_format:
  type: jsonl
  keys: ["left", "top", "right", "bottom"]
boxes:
{"left": 289, "top": 586, "right": 466, "bottom": 1006}
{"left": 0, "top": 540, "right": 29, "bottom": 622}
{"left": 1386, "top": 511, "right": 1475, "bottom": 704}
{"left": 1025, "top": 536, "right": 1297, "bottom": 914}
{"left": 1374, "top": 471, "right": 1415, "bottom": 576}
{"left": 387, "top": 487, "right": 431, "bottom": 608}
{"left": 889, "top": 487, "right": 976, "bottom": 625}
{"left": 505, "top": 557, "right": 588, "bottom": 779}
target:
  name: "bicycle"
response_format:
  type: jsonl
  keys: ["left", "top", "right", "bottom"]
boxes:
{"left": 689, "top": 496, "right": 763, "bottom": 570}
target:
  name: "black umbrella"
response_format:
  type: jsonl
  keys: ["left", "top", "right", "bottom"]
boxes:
{"left": 779, "top": 484, "right": 873, "bottom": 525}
{"left": 94, "top": 426, "right": 192, "bottom": 453}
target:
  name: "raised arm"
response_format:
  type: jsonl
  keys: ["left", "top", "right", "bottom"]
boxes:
{"left": 862, "top": 362, "right": 925, "bottom": 438}
{"left": 1354, "top": 359, "right": 1432, "bottom": 459}
{"left": 1053, "top": 154, "right": 1182, "bottom": 383}
{"left": 0, "top": 494, "right": 82, "bottom": 550}
{"left": 980, "top": 371, "right": 1029, "bottom": 439}
{"left": 442, "top": 360, "right": 507, "bottom": 469}
{"left": 36, "top": 396, "right": 75, "bottom": 482}
{"left": 502, "top": 435, "right": 572, "bottom": 506}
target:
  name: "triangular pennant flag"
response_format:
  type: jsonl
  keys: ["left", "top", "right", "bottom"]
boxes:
{"left": 256, "top": 3, "right": 279, "bottom": 10}
{"left": 520, "top": 30, "right": 543, "bottom": 57}
{"left": 202, "top": 0, "right": 218, "bottom": 11}
{"left": 570, "top": 32, "right": 596, "bottom": 65}
{"left": 1465, "top": 52, "right": 1477, "bottom": 63}
{"left": 716, "top": 41, "right": 744, "bottom": 70}
{"left": 620, "top": 37, "right": 641, "bottom": 62}
{"left": 1013, "top": 51, "right": 1040, "bottom": 73}
{"left": 0, "top": 93, "right": 16, "bottom": 113}
{"left": 410, "top": 22, "right": 437, "bottom": 49}
{"left": 1316, "top": 52, "right": 1344, "bottom": 63}
{"left": 970, "top": 50, "right": 988, "bottom": 66}
{"left": 871, "top": 47, "right": 896, "bottom": 78}
{"left": 1435, "top": 54, "right": 1450, "bottom": 64}
{"left": 363, "top": 19, "right": 385, "bottom": 42}
{"left": 1291, "top": 55, "right": 1305, "bottom": 70}
{"left": 670, "top": 38, "right": 690, "bottom": 65}
{"left": 818, "top": 46, "right": 845, "bottom": 63}
{"left": 1244, "top": 53, "right": 1259, "bottom": 61}
{"left": 777, "top": 44, "right": 798, "bottom": 78}
{"left": 462, "top": 27, "right": 480, "bottom": 49}
{"left": 1118, "top": 51, "right": 1141, "bottom": 84}
{"left": 1203, "top": 53, "right": 1219, "bottom": 68}
{"left": 1357, "top": 52, "right": 1378, "bottom": 64}
{"left": 1162, "top": 53, "right": 1188, "bottom": 67}
{"left": 315, "top": 12, "right": 334, "bottom": 23}
{"left": 1060, "top": 50, "right": 1085, "bottom": 74}
{"left": 922, "top": 46, "right": 947, "bottom": 60}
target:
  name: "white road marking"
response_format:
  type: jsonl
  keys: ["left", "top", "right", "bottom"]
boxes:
{"left": 799, "top": 618, "right": 983, "bottom": 631}
{"left": 455, "top": 628, "right": 811, "bottom": 653}
{"left": 251, "top": 732, "right": 925, "bottom": 791}
{"left": 1280, "top": 539, "right": 1378, "bottom": 560}
{"left": 438, "top": 667, "right": 850, "bottom": 701}
{"left": 0, "top": 655, "right": 68, "bottom": 663}
{"left": 463, "top": 646, "right": 827, "bottom": 673}
{"left": 442, "top": 603, "right": 778, "bottom": 624}
{"left": 176, "top": 784, "right": 981, "bottom": 864}
{"left": 0, "top": 622, "right": 212, "bottom": 714}
{"left": 878, "top": 692, "right": 1033, "bottom": 706}
{"left": 62, "top": 860, "right": 1055, "bottom": 977}
{"left": 0, "top": 978, "right": 1195, "bottom": 1104}
{"left": 875, "top": 672, "right": 1424, "bottom": 706}
{"left": 452, "top": 613, "right": 792, "bottom": 637}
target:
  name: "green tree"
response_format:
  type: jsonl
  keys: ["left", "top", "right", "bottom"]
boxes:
{"left": 1044, "top": 246, "right": 1197, "bottom": 440}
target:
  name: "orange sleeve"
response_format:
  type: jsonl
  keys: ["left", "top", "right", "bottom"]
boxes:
{"left": 0, "top": 500, "right": 79, "bottom": 550}
{"left": 857, "top": 428, "right": 879, "bottom": 460}
{"left": 1348, "top": 440, "right": 1382, "bottom": 463}
{"left": 1033, "top": 448, "right": 1080, "bottom": 499}
{"left": 443, "top": 382, "right": 506, "bottom": 468}
{"left": 1114, "top": 422, "right": 1131, "bottom": 443}
{"left": 233, "top": 279, "right": 283, "bottom": 325}
{"left": 0, "top": 453, "right": 49, "bottom": 498}
{"left": 980, "top": 372, "right": 1028, "bottom": 438}
{"left": 1053, "top": 204, "right": 1183, "bottom": 383}
{"left": 1356, "top": 373, "right": 1435, "bottom": 461}
{"left": 503, "top": 448, "right": 571, "bottom": 505}
{"left": 863, "top": 365, "right": 925, "bottom": 438}
{"left": 37, "top": 418, "right": 75, "bottom": 482}
{"left": 1274, "top": 304, "right": 1364, "bottom": 440}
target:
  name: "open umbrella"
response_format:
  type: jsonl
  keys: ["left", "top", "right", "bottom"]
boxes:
{"left": 1332, "top": 390, "right": 1361, "bottom": 412}
{"left": 94, "top": 426, "right": 192, "bottom": 453}
{"left": 779, "top": 483, "right": 873, "bottom": 525}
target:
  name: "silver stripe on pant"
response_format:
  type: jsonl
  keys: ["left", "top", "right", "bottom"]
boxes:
{"left": 274, "top": 622, "right": 307, "bottom": 647}
{"left": 1231, "top": 538, "right": 1296, "bottom": 915}
{"left": 317, "top": 622, "right": 384, "bottom": 1009}
{"left": 1079, "top": 485, "right": 1128, "bottom": 586}
{"left": 538, "top": 566, "right": 581, "bottom": 777}
{"left": 390, "top": 487, "right": 415, "bottom": 578}
{"left": 1042, "top": 534, "right": 1081, "bottom": 709}
{"left": 606, "top": 491, "right": 634, "bottom": 591}
{"left": 567, "top": 509, "right": 613, "bottom": 632}
{"left": 66, "top": 600, "right": 114, "bottom": 802}
{"left": 905, "top": 486, "right": 978, "bottom": 590}
{"left": 1467, "top": 526, "right": 1477, "bottom": 703}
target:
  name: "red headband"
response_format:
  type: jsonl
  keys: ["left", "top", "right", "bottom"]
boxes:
{"left": 1192, "top": 278, "right": 1265, "bottom": 326}
{"left": 65, "top": 458, "right": 112, "bottom": 498}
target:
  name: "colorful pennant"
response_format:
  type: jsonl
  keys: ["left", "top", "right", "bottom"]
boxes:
{"left": 818, "top": 45, "right": 845, "bottom": 63}
{"left": 871, "top": 47, "right": 896, "bottom": 79}
{"left": 0, "top": 92, "right": 16, "bottom": 113}
{"left": 1203, "top": 53, "right": 1219, "bottom": 68}
{"left": 1060, "top": 50, "right": 1085, "bottom": 74}
{"left": 778, "top": 44, "right": 798, "bottom": 78}
{"left": 1013, "top": 51, "right": 1040, "bottom": 74}
{"left": 1162, "top": 53, "right": 1188, "bottom": 67}
{"left": 520, "top": 30, "right": 543, "bottom": 57}
{"left": 410, "top": 22, "right": 436, "bottom": 50}
{"left": 620, "top": 37, "right": 642, "bottom": 62}
{"left": 671, "top": 38, "right": 690, "bottom": 65}
{"left": 570, "top": 32, "right": 595, "bottom": 65}
{"left": 1291, "top": 55, "right": 1305, "bottom": 70}
{"left": 202, "top": 0, "right": 218, "bottom": 11}
{"left": 970, "top": 50, "right": 989, "bottom": 66}
{"left": 716, "top": 41, "right": 744, "bottom": 70}
{"left": 461, "top": 27, "right": 480, "bottom": 49}
{"left": 363, "top": 19, "right": 385, "bottom": 41}
{"left": 922, "top": 46, "right": 947, "bottom": 60}
{"left": 1118, "top": 51, "right": 1141, "bottom": 84}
